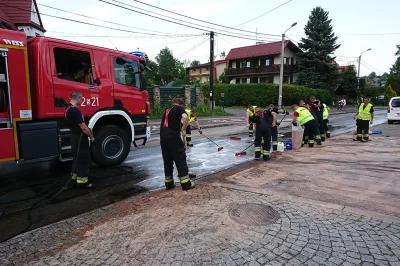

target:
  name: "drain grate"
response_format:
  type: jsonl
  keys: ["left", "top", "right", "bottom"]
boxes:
{"left": 228, "top": 203, "right": 280, "bottom": 226}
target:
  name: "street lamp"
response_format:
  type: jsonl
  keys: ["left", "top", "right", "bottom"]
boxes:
{"left": 357, "top": 48, "right": 371, "bottom": 95}
{"left": 278, "top": 22, "right": 297, "bottom": 108}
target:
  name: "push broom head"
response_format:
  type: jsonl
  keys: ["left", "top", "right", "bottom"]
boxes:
{"left": 235, "top": 151, "right": 247, "bottom": 156}
{"left": 218, "top": 147, "right": 224, "bottom": 152}
{"left": 230, "top": 136, "right": 241, "bottom": 140}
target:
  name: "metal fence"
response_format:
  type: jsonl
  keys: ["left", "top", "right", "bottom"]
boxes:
{"left": 190, "top": 87, "right": 197, "bottom": 108}
{"left": 146, "top": 87, "right": 154, "bottom": 105}
{"left": 159, "top": 86, "right": 185, "bottom": 106}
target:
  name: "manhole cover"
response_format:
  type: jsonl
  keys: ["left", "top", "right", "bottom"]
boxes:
{"left": 228, "top": 203, "right": 280, "bottom": 226}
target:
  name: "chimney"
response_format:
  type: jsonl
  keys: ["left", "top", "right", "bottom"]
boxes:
{"left": 220, "top": 51, "right": 226, "bottom": 60}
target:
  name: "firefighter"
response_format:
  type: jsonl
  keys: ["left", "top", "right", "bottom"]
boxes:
{"left": 353, "top": 97, "right": 374, "bottom": 142}
{"left": 74, "top": 62, "right": 93, "bottom": 84}
{"left": 65, "top": 91, "right": 95, "bottom": 188}
{"left": 182, "top": 109, "right": 202, "bottom": 147}
{"left": 246, "top": 105, "right": 256, "bottom": 137}
{"left": 299, "top": 100, "right": 321, "bottom": 145}
{"left": 252, "top": 107, "right": 276, "bottom": 161}
{"left": 161, "top": 97, "right": 195, "bottom": 191}
{"left": 292, "top": 103, "right": 322, "bottom": 147}
{"left": 268, "top": 104, "right": 289, "bottom": 151}
{"left": 309, "top": 96, "right": 326, "bottom": 141}
{"left": 323, "top": 103, "right": 331, "bottom": 138}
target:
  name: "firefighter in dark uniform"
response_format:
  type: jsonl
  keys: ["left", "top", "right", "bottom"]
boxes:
{"left": 292, "top": 104, "right": 322, "bottom": 147}
{"left": 353, "top": 97, "right": 374, "bottom": 142}
{"left": 299, "top": 100, "right": 321, "bottom": 145}
{"left": 182, "top": 109, "right": 202, "bottom": 147}
{"left": 252, "top": 107, "right": 276, "bottom": 161}
{"left": 309, "top": 96, "right": 326, "bottom": 141}
{"left": 268, "top": 104, "right": 289, "bottom": 151}
{"left": 246, "top": 105, "right": 256, "bottom": 137}
{"left": 160, "top": 98, "right": 195, "bottom": 191}
{"left": 65, "top": 91, "right": 95, "bottom": 188}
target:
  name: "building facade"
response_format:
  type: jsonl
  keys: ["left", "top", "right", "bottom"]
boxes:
{"left": 186, "top": 57, "right": 227, "bottom": 84}
{"left": 0, "top": 0, "right": 46, "bottom": 37}
{"left": 225, "top": 41, "right": 301, "bottom": 84}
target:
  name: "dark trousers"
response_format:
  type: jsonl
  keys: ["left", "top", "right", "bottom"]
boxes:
{"left": 249, "top": 123, "right": 254, "bottom": 137}
{"left": 271, "top": 126, "right": 278, "bottom": 150}
{"left": 323, "top": 119, "right": 329, "bottom": 132}
{"left": 160, "top": 132, "right": 188, "bottom": 178}
{"left": 185, "top": 125, "right": 192, "bottom": 143}
{"left": 303, "top": 120, "right": 320, "bottom": 146}
{"left": 356, "top": 119, "right": 370, "bottom": 140}
{"left": 254, "top": 124, "right": 271, "bottom": 157}
{"left": 71, "top": 133, "right": 91, "bottom": 178}
{"left": 316, "top": 113, "right": 325, "bottom": 137}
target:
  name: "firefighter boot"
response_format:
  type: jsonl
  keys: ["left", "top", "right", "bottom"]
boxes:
{"left": 186, "top": 142, "right": 194, "bottom": 147}
{"left": 180, "top": 176, "right": 196, "bottom": 191}
{"left": 254, "top": 147, "right": 261, "bottom": 160}
{"left": 304, "top": 136, "right": 309, "bottom": 145}
{"left": 353, "top": 134, "right": 362, "bottom": 141}
{"left": 165, "top": 177, "right": 175, "bottom": 190}
{"left": 71, "top": 173, "right": 77, "bottom": 188}
{"left": 263, "top": 151, "right": 270, "bottom": 161}
{"left": 301, "top": 141, "right": 304, "bottom": 147}
{"left": 362, "top": 134, "right": 369, "bottom": 142}
{"left": 272, "top": 142, "right": 278, "bottom": 151}
{"left": 315, "top": 135, "right": 322, "bottom": 145}
{"left": 321, "top": 134, "right": 326, "bottom": 142}
{"left": 308, "top": 140, "right": 315, "bottom": 147}
{"left": 326, "top": 131, "right": 331, "bottom": 138}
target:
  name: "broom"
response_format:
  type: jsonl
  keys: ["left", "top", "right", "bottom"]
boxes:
{"left": 230, "top": 126, "right": 248, "bottom": 141}
{"left": 235, "top": 142, "right": 254, "bottom": 156}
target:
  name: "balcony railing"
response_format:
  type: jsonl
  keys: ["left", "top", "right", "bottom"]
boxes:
{"left": 227, "top": 65, "right": 297, "bottom": 75}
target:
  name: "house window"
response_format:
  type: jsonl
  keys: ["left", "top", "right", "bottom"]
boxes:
{"left": 290, "top": 75, "right": 293, "bottom": 84}
{"left": 246, "top": 61, "right": 250, "bottom": 68}
{"left": 113, "top": 57, "right": 140, "bottom": 88}
{"left": 246, "top": 78, "right": 250, "bottom": 84}
{"left": 283, "top": 76, "right": 289, "bottom": 83}
{"left": 54, "top": 47, "right": 93, "bottom": 84}
{"left": 265, "top": 59, "right": 270, "bottom": 66}
{"left": 236, "top": 78, "right": 240, "bottom": 84}
{"left": 291, "top": 58, "right": 294, "bottom": 65}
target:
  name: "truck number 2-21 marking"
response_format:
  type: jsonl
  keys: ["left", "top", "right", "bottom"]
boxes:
{"left": 81, "top": 97, "right": 99, "bottom": 107}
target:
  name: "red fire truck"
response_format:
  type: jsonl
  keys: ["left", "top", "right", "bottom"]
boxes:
{"left": 0, "top": 29, "right": 151, "bottom": 167}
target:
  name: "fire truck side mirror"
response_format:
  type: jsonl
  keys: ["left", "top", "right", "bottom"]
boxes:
{"left": 140, "top": 72, "right": 146, "bottom": 91}
{"left": 93, "top": 78, "right": 101, "bottom": 86}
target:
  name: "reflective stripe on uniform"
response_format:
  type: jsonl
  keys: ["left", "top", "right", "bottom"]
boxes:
{"left": 323, "top": 104, "right": 329, "bottom": 119}
{"left": 263, "top": 151, "right": 270, "bottom": 155}
{"left": 165, "top": 177, "right": 174, "bottom": 183}
{"left": 77, "top": 177, "right": 88, "bottom": 184}
{"left": 180, "top": 177, "right": 190, "bottom": 184}
{"left": 254, "top": 147, "right": 261, "bottom": 152}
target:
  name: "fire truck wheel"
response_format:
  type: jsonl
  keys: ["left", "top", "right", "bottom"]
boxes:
{"left": 91, "top": 125, "right": 130, "bottom": 167}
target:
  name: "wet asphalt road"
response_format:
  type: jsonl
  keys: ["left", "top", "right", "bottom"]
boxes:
{"left": 0, "top": 110, "right": 387, "bottom": 242}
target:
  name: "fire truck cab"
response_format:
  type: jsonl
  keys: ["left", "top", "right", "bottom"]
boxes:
{"left": 0, "top": 29, "right": 151, "bottom": 167}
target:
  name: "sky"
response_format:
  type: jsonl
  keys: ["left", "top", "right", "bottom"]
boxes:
{"left": 37, "top": 0, "right": 400, "bottom": 76}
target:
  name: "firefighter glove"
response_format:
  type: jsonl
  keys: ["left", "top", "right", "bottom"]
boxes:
{"left": 286, "top": 111, "right": 290, "bottom": 115}
{"left": 292, "top": 122, "right": 297, "bottom": 126}
{"left": 276, "top": 122, "right": 281, "bottom": 126}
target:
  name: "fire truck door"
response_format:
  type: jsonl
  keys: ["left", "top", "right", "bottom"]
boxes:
{"left": 50, "top": 45, "right": 100, "bottom": 117}
{"left": 0, "top": 49, "right": 16, "bottom": 162}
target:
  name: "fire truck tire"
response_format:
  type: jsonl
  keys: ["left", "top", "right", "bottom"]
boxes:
{"left": 91, "top": 125, "right": 130, "bottom": 167}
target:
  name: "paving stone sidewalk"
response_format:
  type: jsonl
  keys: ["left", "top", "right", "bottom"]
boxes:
{"left": 1, "top": 182, "right": 400, "bottom": 266}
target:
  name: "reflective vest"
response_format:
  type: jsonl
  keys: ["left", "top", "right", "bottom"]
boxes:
{"left": 247, "top": 106, "right": 257, "bottom": 118}
{"left": 183, "top": 109, "right": 196, "bottom": 123}
{"left": 358, "top": 103, "right": 373, "bottom": 120}
{"left": 323, "top": 104, "right": 329, "bottom": 120}
{"left": 296, "top": 107, "right": 314, "bottom": 126}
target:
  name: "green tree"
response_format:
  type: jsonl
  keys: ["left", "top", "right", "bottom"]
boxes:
{"left": 144, "top": 59, "right": 160, "bottom": 85}
{"left": 388, "top": 44, "right": 400, "bottom": 95}
{"left": 386, "top": 84, "right": 397, "bottom": 99}
{"left": 296, "top": 6, "right": 341, "bottom": 89}
{"left": 190, "top": 60, "right": 201, "bottom": 67}
{"left": 368, "top": 72, "right": 377, "bottom": 79}
{"left": 336, "top": 65, "right": 357, "bottom": 97}
{"left": 218, "top": 68, "right": 229, "bottom": 84}
{"left": 155, "top": 47, "right": 180, "bottom": 84}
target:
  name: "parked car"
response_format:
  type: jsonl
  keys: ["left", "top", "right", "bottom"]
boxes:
{"left": 387, "top": 96, "right": 400, "bottom": 124}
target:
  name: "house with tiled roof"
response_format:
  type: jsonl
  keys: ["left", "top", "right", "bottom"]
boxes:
{"left": 0, "top": 0, "right": 45, "bottom": 37}
{"left": 226, "top": 40, "right": 302, "bottom": 84}
{"left": 185, "top": 53, "right": 227, "bottom": 84}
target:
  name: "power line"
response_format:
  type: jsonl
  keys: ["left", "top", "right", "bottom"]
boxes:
{"left": 178, "top": 37, "right": 209, "bottom": 58}
{"left": 46, "top": 34, "right": 203, "bottom": 38}
{"left": 360, "top": 62, "right": 383, "bottom": 75}
{"left": 99, "top": 0, "right": 281, "bottom": 42}
{"left": 235, "top": 0, "right": 293, "bottom": 27}
{"left": 104, "top": 0, "right": 281, "bottom": 40}
{"left": 131, "top": 0, "right": 280, "bottom": 37}
{"left": 38, "top": 3, "right": 170, "bottom": 34}
{"left": 2, "top": 3, "right": 198, "bottom": 37}
{"left": 361, "top": 60, "right": 385, "bottom": 74}
{"left": 217, "top": 35, "right": 237, "bottom": 47}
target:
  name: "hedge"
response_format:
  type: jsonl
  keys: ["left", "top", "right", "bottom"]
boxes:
{"left": 200, "top": 83, "right": 334, "bottom": 107}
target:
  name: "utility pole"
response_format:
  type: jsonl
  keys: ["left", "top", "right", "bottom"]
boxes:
{"left": 357, "top": 48, "right": 371, "bottom": 97}
{"left": 278, "top": 22, "right": 297, "bottom": 108}
{"left": 209, "top": 31, "right": 214, "bottom": 110}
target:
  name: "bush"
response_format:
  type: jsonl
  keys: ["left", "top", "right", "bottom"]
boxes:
{"left": 200, "top": 83, "right": 334, "bottom": 107}
{"left": 363, "top": 86, "right": 385, "bottom": 98}
{"left": 149, "top": 103, "right": 230, "bottom": 119}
